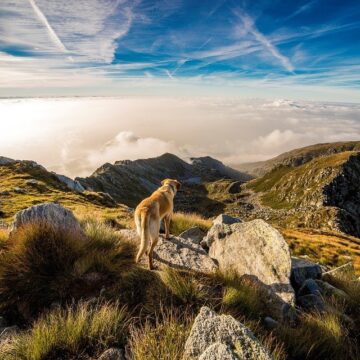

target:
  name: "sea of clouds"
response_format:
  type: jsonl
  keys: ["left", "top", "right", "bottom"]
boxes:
{"left": 0, "top": 96, "right": 359, "bottom": 177}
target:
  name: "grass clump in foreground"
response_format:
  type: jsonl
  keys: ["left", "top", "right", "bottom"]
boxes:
{"left": 128, "top": 309, "right": 193, "bottom": 360}
{"left": 0, "top": 219, "right": 136, "bottom": 321}
{"left": 170, "top": 212, "right": 212, "bottom": 236}
{"left": 1, "top": 301, "right": 128, "bottom": 360}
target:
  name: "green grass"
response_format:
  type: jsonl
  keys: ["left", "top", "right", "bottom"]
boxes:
{"left": 159, "top": 267, "right": 206, "bottom": 305}
{"left": 170, "top": 212, "right": 212, "bottom": 236}
{"left": 0, "top": 220, "right": 136, "bottom": 321}
{"left": 1, "top": 301, "right": 128, "bottom": 360}
{"left": 128, "top": 309, "right": 193, "bottom": 360}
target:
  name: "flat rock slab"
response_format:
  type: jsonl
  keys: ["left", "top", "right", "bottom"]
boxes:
{"left": 119, "top": 229, "right": 218, "bottom": 273}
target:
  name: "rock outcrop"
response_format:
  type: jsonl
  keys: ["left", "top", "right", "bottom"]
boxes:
{"left": 11, "top": 202, "right": 84, "bottom": 236}
{"left": 179, "top": 226, "right": 205, "bottom": 245}
{"left": 119, "top": 230, "right": 217, "bottom": 273}
{"left": 207, "top": 219, "right": 295, "bottom": 306}
{"left": 183, "top": 306, "right": 272, "bottom": 360}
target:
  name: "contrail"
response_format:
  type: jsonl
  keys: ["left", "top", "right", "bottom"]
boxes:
{"left": 28, "top": 0, "right": 67, "bottom": 53}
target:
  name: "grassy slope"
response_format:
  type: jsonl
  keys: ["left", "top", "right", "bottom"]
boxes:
{"left": 0, "top": 162, "right": 132, "bottom": 227}
{"left": 247, "top": 151, "right": 354, "bottom": 209}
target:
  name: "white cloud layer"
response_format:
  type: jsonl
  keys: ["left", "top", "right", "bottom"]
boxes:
{"left": 0, "top": 97, "right": 359, "bottom": 177}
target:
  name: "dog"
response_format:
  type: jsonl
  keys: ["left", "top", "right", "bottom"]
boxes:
{"left": 134, "top": 178, "right": 181, "bottom": 270}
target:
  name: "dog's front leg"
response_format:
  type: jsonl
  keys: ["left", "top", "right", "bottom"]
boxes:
{"left": 164, "top": 214, "right": 171, "bottom": 239}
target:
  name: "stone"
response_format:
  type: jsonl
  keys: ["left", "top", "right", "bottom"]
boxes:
{"left": 212, "top": 214, "right": 242, "bottom": 226}
{"left": 291, "top": 257, "right": 322, "bottom": 290}
{"left": 97, "top": 348, "right": 125, "bottom": 360}
{"left": 315, "top": 280, "right": 350, "bottom": 300}
{"left": 183, "top": 306, "right": 272, "bottom": 360}
{"left": 297, "top": 294, "right": 326, "bottom": 312}
{"left": 298, "top": 279, "right": 322, "bottom": 297}
{"left": 208, "top": 219, "right": 294, "bottom": 305}
{"left": 119, "top": 230, "right": 217, "bottom": 273}
{"left": 11, "top": 202, "right": 84, "bottom": 237}
{"left": 179, "top": 226, "right": 205, "bottom": 244}
{"left": 263, "top": 317, "right": 279, "bottom": 330}
{"left": 53, "top": 173, "right": 85, "bottom": 193}
{"left": 198, "top": 342, "right": 238, "bottom": 360}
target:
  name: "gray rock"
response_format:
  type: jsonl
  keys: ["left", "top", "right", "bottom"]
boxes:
{"left": 297, "top": 294, "right": 326, "bottom": 312}
{"left": 11, "top": 202, "right": 84, "bottom": 237}
{"left": 315, "top": 280, "right": 350, "bottom": 300}
{"left": 298, "top": 279, "right": 321, "bottom": 297}
{"left": 119, "top": 230, "right": 217, "bottom": 273}
{"left": 13, "top": 187, "right": 26, "bottom": 194}
{"left": 264, "top": 317, "right": 279, "bottom": 330}
{"left": 291, "top": 257, "right": 322, "bottom": 290}
{"left": 97, "top": 348, "right": 125, "bottom": 360}
{"left": 208, "top": 219, "right": 295, "bottom": 306}
{"left": 183, "top": 306, "right": 272, "bottom": 360}
{"left": 26, "top": 179, "right": 39, "bottom": 185}
{"left": 179, "top": 226, "right": 205, "bottom": 244}
{"left": 53, "top": 173, "right": 85, "bottom": 193}
{"left": 212, "top": 214, "right": 242, "bottom": 226}
{"left": 202, "top": 214, "right": 242, "bottom": 249}
{"left": 0, "top": 156, "right": 15, "bottom": 165}
{"left": 198, "top": 342, "right": 239, "bottom": 360}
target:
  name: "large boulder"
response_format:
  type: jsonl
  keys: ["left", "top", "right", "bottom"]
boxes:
{"left": 119, "top": 230, "right": 217, "bottom": 273}
{"left": 183, "top": 306, "right": 272, "bottom": 360}
{"left": 11, "top": 202, "right": 84, "bottom": 236}
{"left": 202, "top": 214, "right": 242, "bottom": 249}
{"left": 208, "top": 219, "right": 294, "bottom": 306}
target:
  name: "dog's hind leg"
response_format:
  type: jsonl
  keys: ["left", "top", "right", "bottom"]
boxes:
{"left": 148, "top": 217, "right": 160, "bottom": 270}
{"left": 148, "top": 236, "right": 159, "bottom": 270}
{"left": 135, "top": 211, "right": 150, "bottom": 264}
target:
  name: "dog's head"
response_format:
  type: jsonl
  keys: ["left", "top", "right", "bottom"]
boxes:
{"left": 161, "top": 178, "right": 181, "bottom": 194}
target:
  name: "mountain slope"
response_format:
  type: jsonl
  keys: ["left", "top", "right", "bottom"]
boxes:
{"left": 76, "top": 153, "right": 250, "bottom": 209}
{"left": 0, "top": 159, "right": 132, "bottom": 226}
{"left": 246, "top": 151, "right": 360, "bottom": 236}
{"left": 237, "top": 141, "right": 360, "bottom": 177}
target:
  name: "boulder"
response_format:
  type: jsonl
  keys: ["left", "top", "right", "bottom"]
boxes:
{"left": 199, "top": 342, "right": 238, "bottom": 360}
{"left": 213, "top": 214, "right": 242, "bottom": 226}
{"left": 11, "top": 202, "right": 84, "bottom": 237}
{"left": 297, "top": 294, "right": 326, "bottom": 312}
{"left": 183, "top": 306, "right": 272, "bottom": 360}
{"left": 119, "top": 230, "right": 217, "bottom": 273}
{"left": 208, "top": 219, "right": 294, "bottom": 305}
{"left": 201, "top": 214, "right": 241, "bottom": 249}
{"left": 315, "top": 280, "right": 350, "bottom": 301}
{"left": 263, "top": 317, "right": 279, "bottom": 330}
{"left": 291, "top": 257, "right": 322, "bottom": 290}
{"left": 179, "top": 226, "right": 205, "bottom": 244}
{"left": 298, "top": 279, "right": 322, "bottom": 297}
{"left": 53, "top": 173, "right": 85, "bottom": 193}
{"left": 97, "top": 348, "right": 125, "bottom": 360}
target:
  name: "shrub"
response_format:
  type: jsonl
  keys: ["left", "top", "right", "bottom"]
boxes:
{"left": 0, "top": 221, "right": 136, "bottom": 321}
{"left": 1, "top": 301, "right": 128, "bottom": 360}
{"left": 128, "top": 309, "right": 192, "bottom": 360}
{"left": 170, "top": 212, "right": 211, "bottom": 236}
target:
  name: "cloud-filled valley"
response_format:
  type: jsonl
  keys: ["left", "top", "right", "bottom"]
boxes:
{"left": 0, "top": 97, "right": 359, "bottom": 177}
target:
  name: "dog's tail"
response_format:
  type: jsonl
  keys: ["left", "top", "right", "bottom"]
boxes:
{"left": 135, "top": 209, "right": 150, "bottom": 263}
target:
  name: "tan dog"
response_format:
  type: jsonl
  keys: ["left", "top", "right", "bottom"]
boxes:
{"left": 134, "top": 178, "right": 181, "bottom": 269}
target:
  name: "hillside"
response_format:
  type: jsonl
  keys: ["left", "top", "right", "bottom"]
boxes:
{"left": 0, "top": 158, "right": 132, "bottom": 227}
{"left": 245, "top": 151, "right": 360, "bottom": 236}
{"left": 237, "top": 141, "right": 360, "bottom": 177}
{"left": 76, "top": 153, "right": 250, "bottom": 210}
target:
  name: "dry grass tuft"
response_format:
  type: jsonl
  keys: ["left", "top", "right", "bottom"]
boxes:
{"left": 170, "top": 212, "right": 212, "bottom": 236}
{"left": 1, "top": 301, "right": 128, "bottom": 360}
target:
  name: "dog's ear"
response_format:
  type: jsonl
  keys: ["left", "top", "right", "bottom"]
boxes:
{"left": 161, "top": 179, "right": 167, "bottom": 186}
{"left": 174, "top": 180, "right": 181, "bottom": 190}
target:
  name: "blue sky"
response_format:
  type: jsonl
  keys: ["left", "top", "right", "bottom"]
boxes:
{"left": 1, "top": 0, "right": 360, "bottom": 101}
